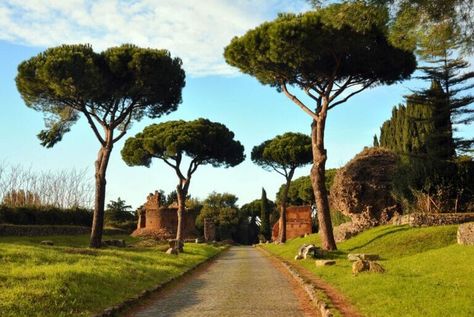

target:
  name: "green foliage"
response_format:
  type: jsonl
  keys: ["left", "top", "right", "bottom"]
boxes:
{"left": 121, "top": 118, "right": 245, "bottom": 169}
{"left": 259, "top": 188, "right": 272, "bottom": 241}
{"left": 0, "top": 235, "right": 223, "bottom": 317}
{"left": 251, "top": 132, "right": 312, "bottom": 175}
{"left": 0, "top": 205, "right": 92, "bottom": 226}
{"left": 104, "top": 197, "right": 135, "bottom": 232}
{"left": 276, "top": 169, "right": 338, "bottom": 206}
{"left": 263, "top": 225, "right": 474, "bottom": 317}
{"left": 224, "top": 3, "right": 415, "bottom": 89}
{"left": 196, "top": 192, "right": 243, "bottom": 241}
{"left": 16, "top": 44, "right": 185, "bottom": 147}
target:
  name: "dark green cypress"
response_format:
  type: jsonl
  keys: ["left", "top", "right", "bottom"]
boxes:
{"left": 260, "top": 188, "right": 271, "bottom": 241}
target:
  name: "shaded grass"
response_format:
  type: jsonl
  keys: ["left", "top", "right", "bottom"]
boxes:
{"left": 263, "top": 225, "right": 474, "bottom": 317}
{"left": 0, "top": 235, "right": 224, "bottom": 317}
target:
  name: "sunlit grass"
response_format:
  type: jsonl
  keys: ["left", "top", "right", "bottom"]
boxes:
{"left": 0, "top": 235, "right": 223, "bottom": 317}
{"left": 263, "top": 225, "right": 474, "bottom": 317}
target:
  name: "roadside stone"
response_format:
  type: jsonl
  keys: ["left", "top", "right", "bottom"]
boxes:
{"left": 352, "top": 260, "right": 385, "bottom": 274}
{"left": 457, "top": 222, "right": 474, "bottom": 245}
{"left": 296, "top": 244, "right": 320, "bottom": 260}
{"left": 369, "top": 261, "right": 385, "bottom": 273}
{"left": 352, "top": 260, "right": 370, "bottom": 274}
{"left": 40, "top": 240, "right": 54, "bottom": 246}
{"left": 347, "top": 253, "right": 379, "bottom": 261}
{"left": 315, "top": 260, "right": 336, "bottom": 266}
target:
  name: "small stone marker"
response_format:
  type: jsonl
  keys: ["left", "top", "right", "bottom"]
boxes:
{"left": 457, "top": 222, "right": 474, "bottom": 245}
{"left": 195, "top": 237, "right": 204, "bottom": 244}
{"left": 40, "top": 240, "right": 54, "bottom": 246}
{"left": 315, "top": 260, "right": 336, "bottom": 266}
{"left": 352, "top": 260, "right": 385, "bottom": 275}
{"left": 347, "top": 253, "right": 379, "bottom": 261}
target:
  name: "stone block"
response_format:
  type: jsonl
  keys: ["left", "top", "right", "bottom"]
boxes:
{"left": 457, "top": 222, "right": 474, "bottom": 245}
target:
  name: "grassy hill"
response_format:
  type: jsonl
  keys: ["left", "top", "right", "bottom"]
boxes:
{"left": 0, "top": 235, "right": 224, "bottom": 317}
{"left": 263, "top": 225, "right": 474, "bottom": 317}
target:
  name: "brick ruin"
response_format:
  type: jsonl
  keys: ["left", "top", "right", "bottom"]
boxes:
{"left": 272, "top": 205, "right": 313, "bottom": 241}
{"left": 131, "top": 191, "right": 198, "bottom": 239}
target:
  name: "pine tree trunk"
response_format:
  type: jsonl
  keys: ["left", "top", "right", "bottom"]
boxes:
{"left": 279, "top": 172, "right": 294, "bottom": 243}
{"left": 310, "top": 114, "right": 337, "bottom": 250}
{"left": 89, "top": 144, "right": 113, "bottom": 248}
{"left": 176, "top": 183, "right": 188, "bottom": 251}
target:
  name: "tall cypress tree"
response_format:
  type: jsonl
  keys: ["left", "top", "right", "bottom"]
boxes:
{"left": 260, "top": 188, "right": 271, "bottom": 241}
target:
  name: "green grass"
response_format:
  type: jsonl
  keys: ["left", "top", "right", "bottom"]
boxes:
{"left": 263, "top": 225, "right": 474, "bottom": 317}
{"left": 0, "top": 235, "right": 224, "bottom": 317}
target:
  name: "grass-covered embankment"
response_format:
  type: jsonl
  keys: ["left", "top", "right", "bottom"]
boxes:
{"left": 0, "top": 235, "right": 224, "bottom": 317}
{"left": 263, "top": 225, "right": 474, "bottom": 317}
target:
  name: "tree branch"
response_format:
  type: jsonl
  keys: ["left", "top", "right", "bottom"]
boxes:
{"left": 112, "top": 111, "right": 133, "bottom": 143}
{"left": 328, "top": 76, "right": 353, "bottom": 102}
{"left": 281, "top": 83, "right": 318, "bottom": 120}
{"left": 328, "top": 80, "right": 375, "bottom": 110}
{"left": 82, "top": 109, "right": 105, "bottom": 146}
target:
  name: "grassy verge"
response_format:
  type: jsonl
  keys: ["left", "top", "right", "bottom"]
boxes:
{"left": 263, "top": 225, "right": 474, "bottom": 317}
{"left": 0, "top": 235, "right": 224, "bottom": 317}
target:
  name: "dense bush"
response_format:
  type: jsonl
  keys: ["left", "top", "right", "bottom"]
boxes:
{"left": 0, "top": 205, "right": 92, "bottom": 226}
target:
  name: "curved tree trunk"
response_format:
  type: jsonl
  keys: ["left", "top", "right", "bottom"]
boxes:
{"left": 89, "top": 143, "right": 113, "bottom": 248}
{"left": 310, "top": 115, "right": 337, "bottom": 250}
{"left": 176, "top": 178, "right": 190, "bottom": 252}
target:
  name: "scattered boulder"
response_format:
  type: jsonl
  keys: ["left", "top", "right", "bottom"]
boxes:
{"left": 347, "top": 253, "right": 380, "bottom": 261}
{"left": 457, "top": 222, "right": 474, "bottom": 245}
{"left": 315, "top": 260, "right": 336, "bottom": 266}
{"left": 295, "top": 244, "right": 321, "bottom": 260}
{"left": 40, "top": 240, "right": 54, "bottom": 246}
{"left": 352, "top": 260, "right": 385, "bottom": 275}
{"left": 369, "top": 261, "right": 385, "bottom": 273}
{"left": 352, "top": 260, "right": 370, "bottom": 274}
{"left": 330, "top": 147, "right": 401, "bottom": 228}
{"left": 103, "top": 239, "right": 126, "bottom": 248}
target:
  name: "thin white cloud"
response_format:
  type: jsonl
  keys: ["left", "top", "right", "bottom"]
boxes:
{"left": 0, "top": 0, "right": 309, "bottom": 77}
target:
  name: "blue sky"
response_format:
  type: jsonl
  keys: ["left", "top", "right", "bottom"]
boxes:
{"left": 1, "top": 0, "right": 471, "bottom": 209}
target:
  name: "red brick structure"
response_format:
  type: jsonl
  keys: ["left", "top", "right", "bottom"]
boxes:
{"left": 132, "top": 191, "right": 198, "bottom": 239}
{"left": 272, "top": 205, "right": 313, "bottom": 241}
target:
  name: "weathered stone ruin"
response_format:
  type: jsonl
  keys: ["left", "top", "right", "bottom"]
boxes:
{"left": 330, "top": 147, "right": 401, "bottom": 229}
{"left": 131, "top": 191, "right": 198, "bottom": 240}
{"left": 272, "top": 205, "right": 313, "bottom": 241}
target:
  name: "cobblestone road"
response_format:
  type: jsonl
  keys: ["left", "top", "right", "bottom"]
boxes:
{"left": 131, "top": 246, "right": 308, "bottom": 317}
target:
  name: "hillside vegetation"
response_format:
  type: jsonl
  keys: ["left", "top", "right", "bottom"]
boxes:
{"left": 263, "top": 225, "right": 474, "bottom": 317}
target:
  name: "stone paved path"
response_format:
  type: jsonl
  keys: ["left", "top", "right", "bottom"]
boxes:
{"left": 130, "top": 246, "right": 308, "bottom": 317}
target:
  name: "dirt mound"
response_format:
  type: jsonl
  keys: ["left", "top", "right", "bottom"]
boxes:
{"left": 330, "top": 147, "right": 401, "bottom": 227}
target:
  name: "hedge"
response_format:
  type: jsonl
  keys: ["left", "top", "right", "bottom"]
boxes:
{"left": 0, "top": 205, "right": 92, "bottom": 226}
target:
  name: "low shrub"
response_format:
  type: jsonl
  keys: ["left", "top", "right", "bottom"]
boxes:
{"left": 0, "top": 205, "right": 92, "bottom": 226}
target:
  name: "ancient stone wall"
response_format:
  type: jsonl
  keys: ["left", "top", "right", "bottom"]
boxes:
{"left": 393, "top": 213, "right": 474, "bottom": 227}
{"left": 272, "top": 205, "right": 312, "bottom": 240}
{"left": 132, "top": 191, "right": 198, "bottom": 239}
